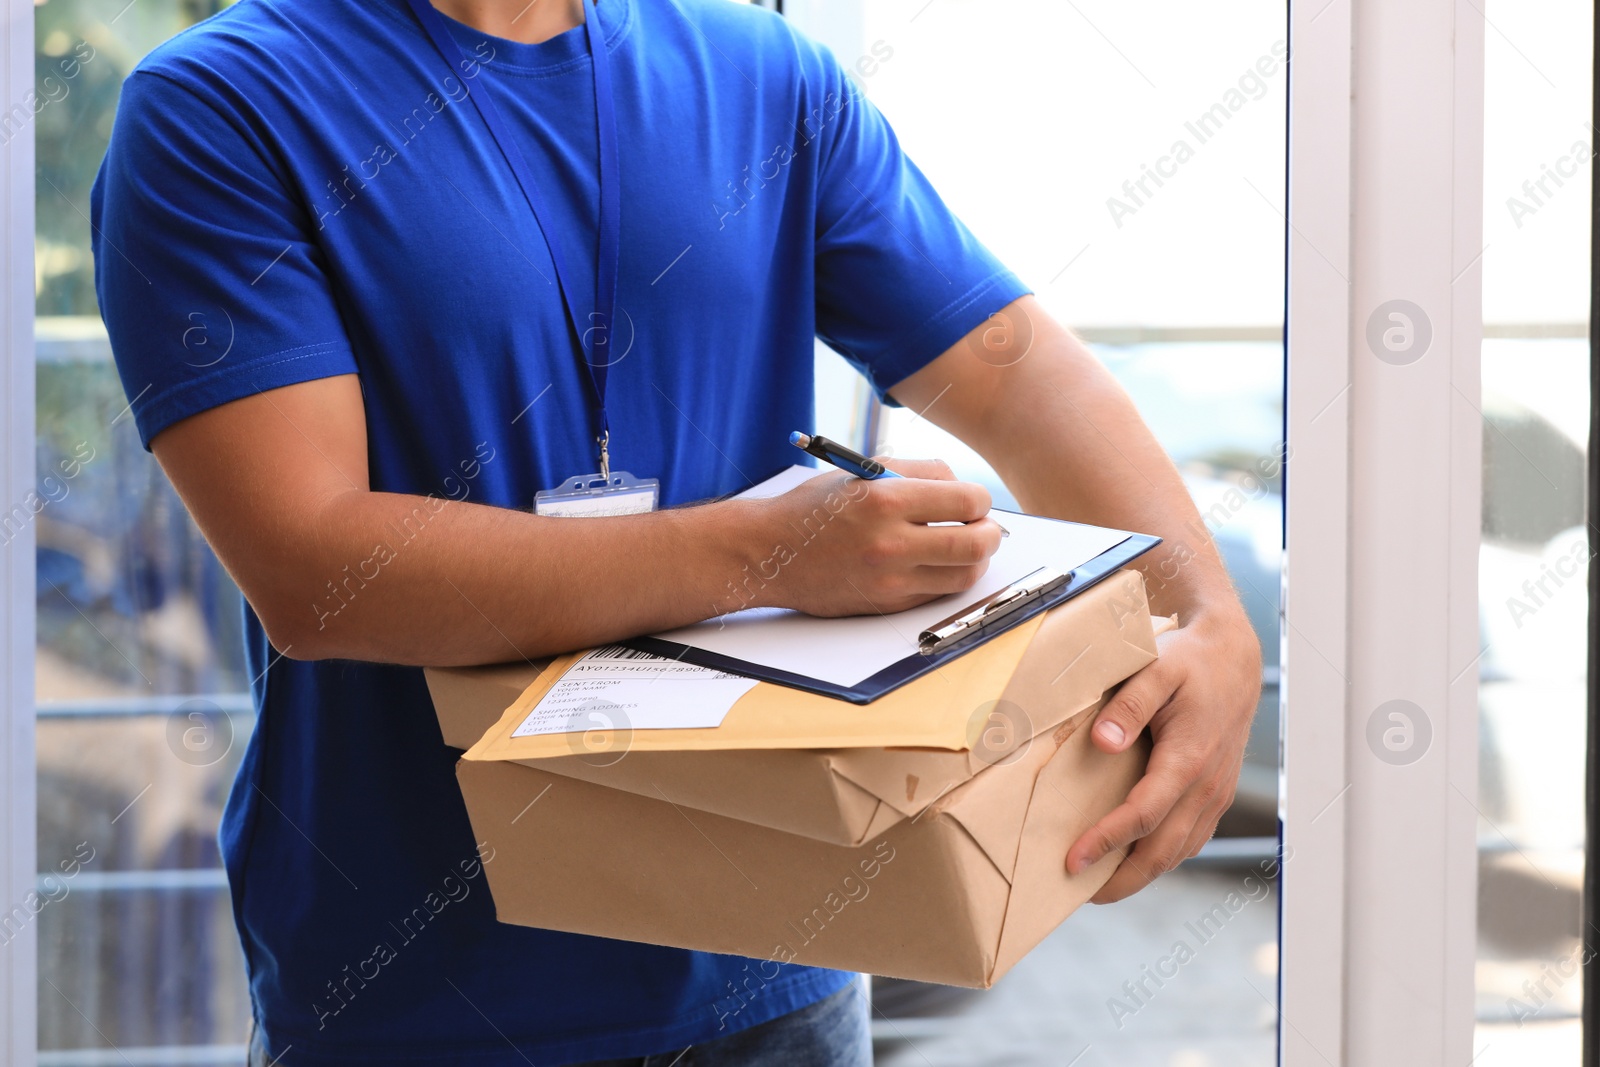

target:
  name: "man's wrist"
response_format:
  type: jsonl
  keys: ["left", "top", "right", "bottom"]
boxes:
{"left": 1181, "top": 598, "right": 1253, "bottom": 637}
{"left": 696, "top": 498, "right": 781, "bottom": 616}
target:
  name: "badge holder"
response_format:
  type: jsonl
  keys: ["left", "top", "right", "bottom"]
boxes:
{"left": 535, "top": 471, "right": 659, "bottom": 517}
{"left": 535, "top": 433, "right": 659, "bottom": 517}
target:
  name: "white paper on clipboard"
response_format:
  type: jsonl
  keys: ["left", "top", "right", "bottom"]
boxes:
{"left": 649, "top": 466, "right": 1134, "bottom": 689}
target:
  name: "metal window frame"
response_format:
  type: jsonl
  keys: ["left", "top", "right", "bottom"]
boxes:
{"left": 1282, "top": 0, "right": 1484, "bottom": 1063}
{"left": 1585, "top": 1, "right": 1600, "bottom": 1061}
{"left": 2, "top": 0, "right": 35, "bottom": 1057}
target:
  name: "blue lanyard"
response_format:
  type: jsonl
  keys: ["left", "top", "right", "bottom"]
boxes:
{"left": 406, "top": 0, "right": 621, "bottom": 471}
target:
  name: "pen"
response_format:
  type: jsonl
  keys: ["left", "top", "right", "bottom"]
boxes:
{"left": 788, "top": 431, "right": 1008, "bottom": 536}
{"left": 788, "top": 432, "right": 900, "bottom": 480}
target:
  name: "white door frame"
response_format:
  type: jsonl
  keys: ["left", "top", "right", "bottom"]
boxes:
{"left": 1282, "top": 0, "right": 1484, "bottom": 1063}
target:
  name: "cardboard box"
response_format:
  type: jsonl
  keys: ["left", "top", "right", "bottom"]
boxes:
{"left": 425, "top": 570, "right": 1167, "bottom": 987}
{"left": 427, "top": 568, "right": 1164, "bottom": 847}
{"left": 454, "top": 692, "right": 1148, "bottom": 988}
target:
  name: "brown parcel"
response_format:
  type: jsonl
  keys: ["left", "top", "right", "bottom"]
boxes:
{"left": 427, "top": 571, "right": 1164, "bottom": 987}
{"left": 426, "top": 568, "right": 1163, "bottom": 848}
{"left": 454, "top": 689, "right": 1150, "bottom": 988}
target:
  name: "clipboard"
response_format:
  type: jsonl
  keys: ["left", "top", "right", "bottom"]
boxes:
{"left": 624, "top": 520, "right": 1162, "bottom": 705}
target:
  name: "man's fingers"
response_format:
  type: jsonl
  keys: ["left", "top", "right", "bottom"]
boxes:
{"left": 902, "top": 519, "right": 1005, "bottom": 567}
{"left": 1091, "top": 659, "right": 1180, "bottom": 753}
{"left": 1177, "top": 761, "right": 1245, "bottom": 861}
{"left": 1087, "top": 776, "right": 1222, "bottom": 904}
{"left": 879, "top": 479, "right": 992, "bottom": 525}
{"left": 1066, "top": 739, "right": 1200, "bottom": 876}
{"left": 872, "top": 458, "right": 992, "bottom": 522}
{"left": 1091, "top": 817, "right": 1197, "bottom": 903}
{"left": 1176, "top": 796, "right": 1229, "bottom": 864}
{"left": 878, "top": 457, "right": 956, "bottom": 481}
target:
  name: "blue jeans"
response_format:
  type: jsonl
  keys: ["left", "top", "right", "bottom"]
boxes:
{"left": 568, "top": 980, "right": 872, "bottom": 1067}
{"left": 248, "top": 978, "right": 872, "bottom": 1067}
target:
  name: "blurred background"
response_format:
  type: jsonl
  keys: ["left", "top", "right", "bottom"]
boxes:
{"left": 25, "top": 0, "right": 1591, "bottom": 1064}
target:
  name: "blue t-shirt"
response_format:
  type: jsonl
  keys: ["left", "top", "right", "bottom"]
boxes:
{"left": 92, "top": 0, "right": 1029, "bottom": 1062}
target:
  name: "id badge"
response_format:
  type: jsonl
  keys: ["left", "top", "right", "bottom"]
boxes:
{"left": 535, "top": 471, "right": 660, "bottom": 517}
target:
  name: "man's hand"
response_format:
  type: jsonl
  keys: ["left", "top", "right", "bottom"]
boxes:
{"left": 753, "top": 459, "right": 1004, "bottom": 616}
{"left": 887, "top": 295, "right": 1265, "bottom": 903}
{"left": 1069, "top": 608, "right": 1261, "bottom": 901}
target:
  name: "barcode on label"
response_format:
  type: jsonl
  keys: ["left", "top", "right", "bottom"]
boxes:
{"left": 587, "top": 645, "right": 668, "bottom": 662}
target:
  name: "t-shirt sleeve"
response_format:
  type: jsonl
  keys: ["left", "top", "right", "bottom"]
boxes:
{"left": 809, "top": 53, "right": 1031, "bottom": 403}
{"left": 92, "top": 69, "right": 359, "bottom": 450}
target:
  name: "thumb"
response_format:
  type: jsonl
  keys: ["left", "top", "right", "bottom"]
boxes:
{"left": 1092, "top": 660, "right": 1179, "bottom": 753}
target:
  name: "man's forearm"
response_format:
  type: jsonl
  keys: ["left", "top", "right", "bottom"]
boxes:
{"left": 150, "top": 375, "right": 813, "bottom": 667}
{"left": 268, "top": 456, "right": 1004, "bottom": 665}
{"left": 892, "top": 301, "right": 1244, "bottom": 626}
{"left": 153, "top": 375, "right": 1003, "bottom": 667}
{"left": 985, "top": 344, "right": 1240, "bottom": 624}
{"left": 249, "top": 491, "right": 768, "bottom": 665}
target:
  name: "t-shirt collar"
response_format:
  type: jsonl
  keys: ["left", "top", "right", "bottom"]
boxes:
{"left": 413, "top": 0, "right": 630, "bottom": 75}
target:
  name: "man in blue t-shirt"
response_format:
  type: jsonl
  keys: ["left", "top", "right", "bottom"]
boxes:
{"left": 92, "top": 0, "right": 1262, "bottom": 1063}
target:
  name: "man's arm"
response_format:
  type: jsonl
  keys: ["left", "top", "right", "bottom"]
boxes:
{"left": 149, "top": 373, "right": 1003, "bottom": 666}
{"left": 888, "top": 295, "right": 1264, "bottom": 904}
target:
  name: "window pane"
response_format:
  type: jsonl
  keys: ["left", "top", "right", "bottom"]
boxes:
{"left": 865, "top": 1, "right": 1286, "bottom": 330}
{"left": 1473, "top": 1, "right": 1592, "bottom": 1062}
{"left": 35, "top": 0, "right": 252, "bottom": 1061}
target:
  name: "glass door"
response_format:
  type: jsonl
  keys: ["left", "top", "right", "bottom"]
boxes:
{"left": 30, "top": 1, "right": 1291, "bottom": 1061}
{"left": 21, "top": 1, "right": 1292, "bottom": 1063}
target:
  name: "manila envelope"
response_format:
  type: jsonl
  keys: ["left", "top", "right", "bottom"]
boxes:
{"left": 427, "top": 569, "right": 1163, "bottom": 846}
{"left": 453, "top": 567, "right": 1158, "bottom": 758}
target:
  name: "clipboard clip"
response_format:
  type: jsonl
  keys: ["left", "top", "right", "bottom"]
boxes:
{"left": 918, "top": 566, "right": 1073, "bottom": 654}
